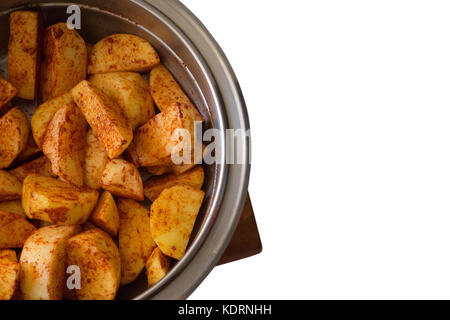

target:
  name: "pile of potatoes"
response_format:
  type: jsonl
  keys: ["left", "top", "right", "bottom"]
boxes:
{"left": 0, "top": 11, "right": 206, "bottom": 300}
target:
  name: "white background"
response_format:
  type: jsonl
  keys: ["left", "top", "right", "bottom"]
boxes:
{"left": 184, "top": 0, "right": 450, "bottom": 299}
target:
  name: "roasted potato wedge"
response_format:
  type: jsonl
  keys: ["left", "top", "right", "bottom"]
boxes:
{"left": 0, "top": 210, "right": 36, "bottom": 249}
{"left": 146, "top": 248, "right": 171, "bottom": 288}
{"left": 89, "top": 72, "right": 155, "bottom": 130}
{"left": 150, "top": 64, "right": 203, "bottom": 120}
{"left": 144, "top": 166, "right": 204, "bottom": 201}
{"left": 66, "top": 229, "right": 121, "bottom": 300}
{"left": 71, "top": 80, "right": 133, "bottom": 159}
{"left": 19, "top": 225, "right": 81, "bottom": 300}
{"left": 31, "top": 93, "right": 75, "bottom": 148}
{"left": 0, "top": 200, "right": 26, "bottom": 218}
{"left": 40, "top": 23, "right": 87, "bottom": 102}
{"left": 9, "top": 156, "right": 54, "bottom": 183}
{"left": 89, "top": 191, "right": 119, "bottom": 237}
{"left": 0, "top": 107, "right": 30, "bottom": 169}
{"left": 88, "top": 34, "right": 160, "bottom": 74}
{"left": 43, "top": 104, "right": 87, "bottom": 187}
{"left": 15, "top": 136, "right": 41, "bottom": 164}
{"left": 118, "top": 199, "right": 155, "bottom": 285}
{"left": 0, "top": 170, "right": 22, "bottom": 201}
{"left": 127, "top": 104, "right": 198, "bottom": 168}
{"left": 150, "top": 185, "right": 204, "bottom": 260}
{"left": 0, "top": 76, "right": 17, "bottom": 112}
{"left": 8, "top": 11, "right": 42, "bottom": 100}
{"left": 101, "top": 159, "right": 144, "bottom": 201}
{"left": 84, "top": 129, "right": 109, "bottom": 190}
{"left": 0, "top": 249, "right": 20, "bottom": 300}
{"left": 22, "top": 174, "right": 99, "bottom": 225}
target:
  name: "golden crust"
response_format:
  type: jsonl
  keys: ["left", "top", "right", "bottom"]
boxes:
{"left": 101, "top": 159, "right": 144, "bottom": 201}
{"left": 71, "top": 80, "right": 133, "bottom": 159}
{"left": 8, "top": 11, "right": 42, "bottom": 100}
{"left": 150, "top": 185, "right": 204, "bottom": 260}
{"left": 0, "top": 107, "right": 30, "bottom": 169}
{"left": 42, "top": 104, "right": 87, "bottom": 187}
{"left": 118, "top": 198, "right": 155, "bottom": 285}
{"left": 40, "top": 23, "right": 87, "bottom": 102}
{"left": 88, "top": 34, "right": 159, "bottom": 74}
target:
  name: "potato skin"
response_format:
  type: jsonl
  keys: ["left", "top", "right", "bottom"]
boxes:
{"left": 8, "top": 11, "right": 42, "bottom": 100}
{"left": 66, "top": 229, "right": 121, "bottom": 300}
{"left": 144, "top": 166, "right": 204, "bottom": 201}
{"left": 0, "top": 170, "right": 22, "bottom": 201}
{"left": 22, "top": 174, "right": 99, "bottom": 225}
{"left": 9, "top": 156, "right": 54, "bottom": 183}
{"left": 84, "top": 129, "right": 109, "bottom": 189}
{"left": 89, "top": 191, "right": 119, "bottom": 237}
{"left": 43, "top": 104, "right": 87, "bottom": 187}
{"left": 118, "top": 199, "right": 156, "bottom": 285}
{"left": 89, "top": 72, "right": 155, "bottom": 129}
{"left": 0, "top": 249, "right": 20, "bottom": 300}
{"left": 101, "top": 159, "right": 144, "bottom": 201}
{"left": 146, "top": 248, "right": 171, "bottom": 288}
{"left": 0, "top": 107, "right": 30, "bottom": 169}
{"left": 88, "top": 34, "right": 160, "bottom": 74}
{"left": 19, "top": 225, "right": 81, "bottom": 300}
{"left": 40, "top": 23, "right": 87, "bottom": 102}
{"left": 71, "top": 80, "right": 133, "bottom": 159}
{"left": 31, "top": 93, "right": 75, "bottom": 149}
{"left": 150, "top": 185, "right": 204, "bottom": 260}
{"left": 127, "top": 104, "right": 198, "bottom": 167}
{"left": 0, "top": 210, "right": 36, "bottom": 249}
{"left": 0, "top": 76, "right": 17, "bottom": 111}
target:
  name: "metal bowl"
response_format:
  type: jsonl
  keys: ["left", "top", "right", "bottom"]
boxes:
{"left": 0, "top": 0, "right": 250, "bottom": 299}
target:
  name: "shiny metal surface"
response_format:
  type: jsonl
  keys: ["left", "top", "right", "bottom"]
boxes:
{"left": 0, "top": 0, "right": 250, "bottom": 299}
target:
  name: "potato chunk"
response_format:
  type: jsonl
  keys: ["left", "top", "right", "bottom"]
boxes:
{"left": 0, "top": 77, "right": 17, "bottom": 111}
{"left": 144, "top": 166, "right": 204, "bottom": 201}
{"left": 127, "top": 104, "right": 198, "bottom": 167}
{"left": 31, "top": 93, "right": 75, "bottom": 148}
{"left": 101, "top": 159, "right": 144, "bottom": 201}
{"left": 0, "top": 210, "right": 36, "bottom": 249}
{"left": 89, "top": 72, "right": 155, "bottom": 130}
{"left": 15, "top": 136, "right": 41, "bottom": 164}
{"left": 118, "top": 199, "right": 156, "bottom": 285}
{"left": 66, "top": 229, "right": 120, "bottom": 300}
{"left": 19, "top": 225, "right": 81, "bottom": 300}
{"left": 146, "top": 248, "right": 171, "bottom": 288}
{"left": 89, "top": 191, "right": 119, "bottom": 237}
{"left": 71, "top": 80, "right": 133, "bottom": 159}
{"left": 43, "top": 104, "right": 87, "bottom": 187}
{"left": 0, "top": 170, "right": 22, "bottom": 201}
{"left": 0, "top": 107, "right": 30, "bottom": 169}
{"left": 0, "top": 200, "right": 26, "bottom": 218}
{"left": 84, "top": 129, "right": 108, "bottom": 189}
{"left": 40, "top": 23, "right": 87, "bottom": 102}
{"left": 9, "top": 156, "right": 54, "bottom": 183}
{"left": 0, "top": 250, "right": 20, "bottom": 300}
{"left": 150, "top": 65, "right": 202, "bottom": 120}
{"left": 88, "top": 34, "right": 160, "bottom": 74}
{"left": 22, "top": 174, "right": 99, "bottom": 225}
{"left": 150, "top": 185, "right": 204, "bottom": 260}
{"left": 8, "top": 11, "right": 42, "bottom": 100}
